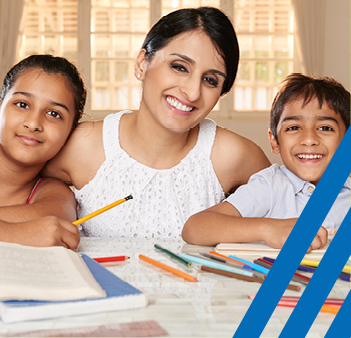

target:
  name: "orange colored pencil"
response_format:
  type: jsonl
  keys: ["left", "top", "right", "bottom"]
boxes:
{"left": 139, "top": 254, "right": 198, "bottom": 282}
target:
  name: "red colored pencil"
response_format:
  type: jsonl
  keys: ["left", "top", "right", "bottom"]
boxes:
{"left": 257, "top": 258, "right": 311, "bottom": 283}
{"left": 93, "top": 256, "right": 130, "bottom": 263}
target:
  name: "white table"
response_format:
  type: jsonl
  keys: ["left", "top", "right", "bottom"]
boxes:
{"left": 0, "top": 237, "right": 348, "bottom": 337}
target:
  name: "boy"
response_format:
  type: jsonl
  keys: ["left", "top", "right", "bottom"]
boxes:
{"left": 182, "top": 73, "right": 350, "bottom": 250}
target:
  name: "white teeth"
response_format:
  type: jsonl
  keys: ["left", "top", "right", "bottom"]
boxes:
{"left": 297, "top": 154, "right": 323, "bottom": 159}
{"left": 166, "top": 97, "right": 193, "bottom": 112}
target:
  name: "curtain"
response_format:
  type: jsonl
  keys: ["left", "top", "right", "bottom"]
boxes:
{"left": 0, "top": 0, "right": 26, "bottom": 82}
{"left": 291, "top": 0, "right": 326, "bottom": 76}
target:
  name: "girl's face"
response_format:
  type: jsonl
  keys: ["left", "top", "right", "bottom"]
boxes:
{"left": 137, "top": 30, "right": 226, "bottom": 133}
{"left": 0, "top": 68, "right": 75, "bottom": 167}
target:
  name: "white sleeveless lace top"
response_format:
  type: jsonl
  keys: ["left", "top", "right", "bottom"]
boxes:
{"left": 74, "top": 111, "right": 224, "bottom": 238}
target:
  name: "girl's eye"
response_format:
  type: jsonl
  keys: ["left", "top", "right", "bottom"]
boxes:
{"left": 16, "top": 102, "right": 29, "bottom": 109}
{"left": 286, "top": 126, "right": 300, "bottom": 131}
{"left": 203, "top": 76, "right": 218, "bottom": 88}
{"left": 170, "top": 62, "right": 187, "bottom": 72}
{"left": 318, "top": 126, "right": 333, "bottom": 131}
{"left": 47, "top": 110, "right": 62, "bottom": 119}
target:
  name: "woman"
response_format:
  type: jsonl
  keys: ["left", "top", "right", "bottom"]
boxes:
{"left": 44, "top": 7, "right": 270, "bottom": 238}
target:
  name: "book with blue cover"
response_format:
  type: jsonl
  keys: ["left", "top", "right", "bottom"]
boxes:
{"left": 0, "top": 243, "right": 147, "bottom": 323}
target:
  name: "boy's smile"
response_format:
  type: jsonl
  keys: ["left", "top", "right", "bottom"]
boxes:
{"left": 269, "top": 97, "right": 347, "bottom": 185}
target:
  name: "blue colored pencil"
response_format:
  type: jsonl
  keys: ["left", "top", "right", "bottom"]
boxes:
{"left": 178, "top": 253, "right": 255, "bottom": 277}
{"left": 228, "top": 255, "right": 270, "bottom": 275}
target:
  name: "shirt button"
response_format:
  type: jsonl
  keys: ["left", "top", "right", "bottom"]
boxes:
{"left": 308, "top": 186, "right": 314, "bottom": 193}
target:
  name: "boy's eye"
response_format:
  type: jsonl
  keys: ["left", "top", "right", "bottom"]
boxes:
{"left": 203, "top": 76, "right": 218, "bottom": 88}
{"left": 286, "top": 126, "right": 300, "bottom": 131}
{"left": 16, "top": 101, "right": 29, "bottom": 109}
{"left": 170, "top": 62, "right": 187, "bottom": 72}
{"left": 318, "top": 126, "right": 334, "bottom": 131}
{"left": 47, "top": 110, "right": 62, "bottom": 119}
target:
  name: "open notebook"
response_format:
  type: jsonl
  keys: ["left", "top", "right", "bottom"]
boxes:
{"left": 215, "top": 241, "right": 329, "bottom": 260}
{"left": 215, "top": 229, "right": 336, "bottom": 259}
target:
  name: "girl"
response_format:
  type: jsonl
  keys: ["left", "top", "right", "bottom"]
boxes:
{"left": 0, "top": 54, "right": 86, "bottom": 248}
{"left": 44, "top": 7, "right": 270, "bottom": 238}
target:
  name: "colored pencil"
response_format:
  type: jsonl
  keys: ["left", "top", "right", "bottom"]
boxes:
{"left": 154, "top": 244, "right": 193, "bottom": 268}
{"left": 300, "top": 258, "right": 351, "bottom": 280}
{"left": 179, "top": 253, "right": 255, "bottom": 277}
{"left": 279, "top": 296, "right": 344, "bottom": 306}
{"left": 93, "top": 256, "right": 130, "bottom": 263}
{"left": 139, "top": 254, "right": 198, "bottom": 282}
{"left": 73, "top": 195, "right": 133, "bottom": 226}
{"left": 200, "top": 252, "right": 253, "bottom": 270}
{"left": 228, "top": 255, "right": 270, "bottom": 274}
{"left": 200, "top": 265, "right": 301, "bottom": 292}
{"left": 255, "top": 258, "right": 310, "bottom": 284}
{"left": 265, "top": 257, "right": 350, "bottom": 281}
{"left": 277, "top": 301, "right": 339, "bottom": 314}
{"left": 263, "top": 256, "right": 316, "bottom": 273}
{"left": 301, "top": 258, "right": 351, "bottom": 273}
{"left": 209, "top": 251, "right": 251, "bottom": 268}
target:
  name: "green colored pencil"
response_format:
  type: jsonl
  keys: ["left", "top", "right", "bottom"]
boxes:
{"left": 154, "top": 244, "right": 193, "bottom": 268}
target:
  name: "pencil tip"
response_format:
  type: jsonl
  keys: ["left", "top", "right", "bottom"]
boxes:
{"left": 125, "top": 194, "right": 133, "bottom": 200}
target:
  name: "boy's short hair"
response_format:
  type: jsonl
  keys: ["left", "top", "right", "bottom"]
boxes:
{"left": 270, "top": 73, "right": 350, "bottom": 141}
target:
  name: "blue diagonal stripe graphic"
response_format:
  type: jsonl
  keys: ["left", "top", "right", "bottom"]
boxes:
{"left": 279, "top": 208, "right": 351, "bottom": 337}
{"left": 233, "top": 128, "right": 351, "bottom": 338}
{"left": 325, "top": 290, "right": 351, "bottom": 338}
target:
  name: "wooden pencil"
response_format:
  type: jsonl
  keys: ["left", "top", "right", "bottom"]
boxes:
{"left": 73, "top": 195, "right": 133, "bottom": 226}
{"left": 199, "top": 265, "right": 301, "bottom": 292}
{"left": 139, "top": 254, "right": 198, "bottom": 282}
{"left": 255, "top": 258, "right": 310, "bottom": 285}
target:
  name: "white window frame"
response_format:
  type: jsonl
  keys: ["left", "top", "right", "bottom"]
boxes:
{"left": 19, "top": 0, "right": 294, "bottom": 120}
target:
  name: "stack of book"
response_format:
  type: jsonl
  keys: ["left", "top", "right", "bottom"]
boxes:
{"left": 0, "top": 242, "right": 147, "bottom": 323}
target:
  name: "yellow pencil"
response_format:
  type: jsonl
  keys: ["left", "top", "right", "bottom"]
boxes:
{"left": 73, "top": 195, "right": 133, "bottom": 226}
{"left": 301, "top": 258, "right": 351, "bottom": 273}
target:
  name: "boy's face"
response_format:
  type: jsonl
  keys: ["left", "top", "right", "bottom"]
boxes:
{"left": 269, "top": 97, "right": 347, "bottom": 185}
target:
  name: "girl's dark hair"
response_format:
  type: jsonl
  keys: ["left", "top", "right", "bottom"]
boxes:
{"left": 270, "top": 73, "right": 350, "bottom": 141}
{"left": 141, "top": 7, "right": 239, "bottom": 95}
{"left": 0, "top": 54, "right": 86, "bottom": 128}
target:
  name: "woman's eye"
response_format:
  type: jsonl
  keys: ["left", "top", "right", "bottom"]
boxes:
{"left": 47, "top": 110, "right": 62, "bottom": 119}
{"left": 16, "top": 101, "right": 29, "bottom": 109}
{"left": 318, "top": 126, "right": 333, "bottom": 131}
{"left": 204, "top": 76, "right": 218, "bottom": 87}
{"left": 170, "top": 62, "right": 187, "bottom": 72}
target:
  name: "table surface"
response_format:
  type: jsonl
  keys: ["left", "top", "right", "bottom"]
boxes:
{"left": 0, "top": 237, "right": 349, "bottom": 337}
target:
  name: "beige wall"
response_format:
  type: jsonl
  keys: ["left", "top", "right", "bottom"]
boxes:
{"left": 214, "top": 0, "right": 350, "bottom": 166}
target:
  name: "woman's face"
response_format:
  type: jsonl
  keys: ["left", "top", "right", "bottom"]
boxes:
{"left": 137, "top": 30, "right": 226, "bottom": 133}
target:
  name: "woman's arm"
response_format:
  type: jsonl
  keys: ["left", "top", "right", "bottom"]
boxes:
{"left": 211, "top": 126, "right": 271, "bottom": 194}
{"left": 43, "top": 120, "right": 105, "bottom": 189}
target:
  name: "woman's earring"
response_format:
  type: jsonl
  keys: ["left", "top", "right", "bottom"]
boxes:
{"left": 137, "top": 73, "right": 141, "bottom": 79}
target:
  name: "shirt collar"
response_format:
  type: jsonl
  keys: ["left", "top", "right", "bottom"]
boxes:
{"left": 280, "top": 166, "right": 310, "bottom": 195}
{"left": 280, "top": 166, "right": 351, "bottom": 195}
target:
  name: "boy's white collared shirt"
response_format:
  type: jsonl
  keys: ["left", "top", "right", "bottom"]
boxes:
{"left": 225, "top": 163, "right": 350, "bottom": 230}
